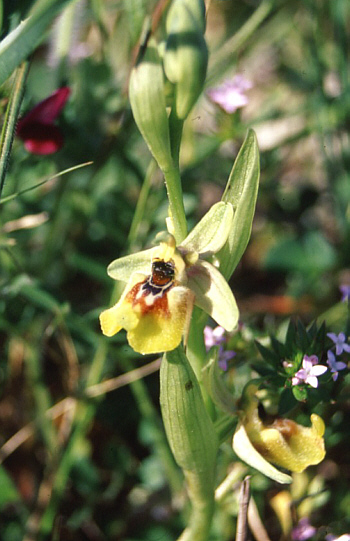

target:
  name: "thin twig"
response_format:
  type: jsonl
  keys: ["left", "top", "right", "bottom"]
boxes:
{"left": 236, "top": 476, "right": 251, "bottom": 541}
{"left": 248, "top": 496, "right": 272, "bottom": 541}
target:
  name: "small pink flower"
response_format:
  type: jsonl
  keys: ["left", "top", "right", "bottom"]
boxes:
{"left": 17, "top": 87, "right": 70, "bottom": 155}
{"left": 292, "top": 355, "right": 327, "bottom": 388}
{"left": 207, "top": 74, "right": 252, "bottom": 114}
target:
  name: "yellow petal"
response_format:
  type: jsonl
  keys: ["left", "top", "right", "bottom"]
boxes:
{"left": 128, "top": 286, "right": 193, "bottom": 354}
{"left": 99, "top": 300, "right": 139, "bottom": 337}
{"left": 99, "top": 273, "right": 146, "bottom": 337}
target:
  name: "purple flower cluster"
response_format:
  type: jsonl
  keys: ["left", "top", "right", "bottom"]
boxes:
{"left": 204, "top": 325, "right": 235, "bottom": 371}
{"left": 291, "top": 332, "right": 349, "bottom": 388}
{"left": 326, "top": 332, "right": 349, "bottom": 380}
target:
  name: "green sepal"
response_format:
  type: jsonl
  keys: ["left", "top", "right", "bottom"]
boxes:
{"left": 160, "top": 347, "right": 218, "bottom": 476}
{"left": 187, "top": 260, "right": 239, "bottom": 332}
{"left": 181, "top": 201, "right": 233, "bottom": 255}
{"left": 129, "top": 40, "right": 173, "bottom": 172}
{"left": 218, "top": 129, "right": 260, "bottom": 279}
{"left": 232, "top": 422, "right": 292, "bottom": 485}
{"left": 107, "top": 247, "right": 156, "bottom": 282}
{"left": 202, "top": 348, "right": 236, "bottom": 414}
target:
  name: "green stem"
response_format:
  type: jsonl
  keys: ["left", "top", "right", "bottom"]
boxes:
{"left": 163, "top": 165, "right": 188, "bottom": 243}
{"left": 177, "top": 469, "right": 215, "bottom": 541}
{"left": 163, "top": 107, "right": 187, "bottom": 244}
{"left": 0, "top": 61, "right": 29, "bottom": 201}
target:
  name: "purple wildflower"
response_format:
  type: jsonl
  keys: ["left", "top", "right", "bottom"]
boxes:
{"left": 327, "top": 350, "right": 347, "bottom": 381}
{"left": 204, "top": 325, "right": 235, "bottom": 371}
{"left": 327, "top": 332, "right": 350, "bottom": 355}
{"left": 217, "top": 348, "right": 236, "bottom": 371}
{"left": 292, "top": 355, "right": 327, "bottom": 388}
{"left": 291, "top": 518, "right": 317, "bottom": 541}
{"left": 207, "top": 74, "right": 252, "bottom": 114}
{"left": 340, "top": 285, "right": 350, "bottom": 302}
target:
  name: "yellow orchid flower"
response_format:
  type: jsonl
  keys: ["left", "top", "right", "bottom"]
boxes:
{"left": 232, "top": 384, "right": 326, "bottom": 483}
{"left": 100, "top": 202, "right": 239, "bottom": 354}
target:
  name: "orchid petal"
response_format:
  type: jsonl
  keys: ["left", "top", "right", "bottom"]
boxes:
{"left": 127, "top": 286, "right": 193, "bottom": 354}
{"left": 180, "top": 202, "right": 233, "bottom": 256}
{"left": 187, "top": 260, "right": 238, "bottom": 331}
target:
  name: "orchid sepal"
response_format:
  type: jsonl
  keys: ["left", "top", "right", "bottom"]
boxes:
{"left": 187, "top": 259, "right": 238, "bottom": 332}
{"left": 180, "top": 201, "right": 234, "bottom": 256}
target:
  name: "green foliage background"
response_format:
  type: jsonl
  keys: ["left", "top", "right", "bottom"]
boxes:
{"left": 0, "top": 0, "right": 350, "bottom": 539}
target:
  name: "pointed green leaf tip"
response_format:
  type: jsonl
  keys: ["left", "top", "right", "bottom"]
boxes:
{"left": 218, "top": 129, "right": 260, "bottom": 279}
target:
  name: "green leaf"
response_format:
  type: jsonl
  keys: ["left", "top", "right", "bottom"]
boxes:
{"left": 181, "top": 201, "right": 233, "bottom": 255}
{"left": 160, "top": 347, "right": 218, "bottom": 476}
{"left": 0, "top": 0, "right": 75, "bottom": 86}
{"left": 232, "top": 422, "right": 292, "bottom": 484}
{"left": 218, "top": 129, "right": 260, "bottom": 279}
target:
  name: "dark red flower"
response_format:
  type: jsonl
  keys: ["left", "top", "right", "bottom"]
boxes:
{"left": 17, "top": 87, "right": 70, "bottom": 155}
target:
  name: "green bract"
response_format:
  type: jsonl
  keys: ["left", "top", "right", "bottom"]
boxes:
{"left": 218, "top": 129, "right": 260, "bottom": 279}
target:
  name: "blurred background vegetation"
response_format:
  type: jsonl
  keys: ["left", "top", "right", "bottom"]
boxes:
{"left": 0, "top": 0, "right": 350, "bottom": 539}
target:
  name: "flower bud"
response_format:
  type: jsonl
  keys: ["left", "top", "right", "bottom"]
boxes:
{"left": 129, "top": 40, "right": 173, "bottom": 171}
{"left": 164, "top": 0, "right": 208, "bottom": 119}
{"left": 166, "top": 0, "right": 206, "bottom": 35}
